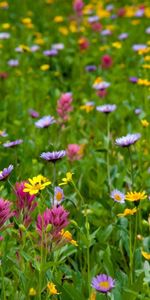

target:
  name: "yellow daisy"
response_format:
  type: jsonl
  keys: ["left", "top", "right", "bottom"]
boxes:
{"left": 125, "top": 191, "right": 147, "bottom": 202}
{"left": 117, "top": 208, "right": 137, "bottom": 217}
{"left": 23, "top": 175, "right": 51, "bottom": 195}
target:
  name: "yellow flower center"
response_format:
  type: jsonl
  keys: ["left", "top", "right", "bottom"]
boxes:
{"left": 114, "top": 194, "right": 121, "bottom": 201}
{"left": 56, "top": 191, "right": 62, "bottom": 201}
{"left": 99, "top": 281, "right": 110, "bottom": 289}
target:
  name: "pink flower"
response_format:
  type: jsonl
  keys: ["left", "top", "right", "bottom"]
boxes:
{"left": 78, "top": 37, "right": 89, "bottom": 51}
{"left": 14, "top": 182, "right": 37, "bottom": 227}
{"left": 66, "top": 144, "right": 83, "bottom": 161}
{"left": 101, "top": 54, "right": 112, "bottom": 69}
{"left": 57, "top": 93, "right": 73, "bottom": 123}
{"left": 0, "top": 198, "right": 13, "bottom": 229}
{"left": 36, "top": 205, "right": 69, "bottom": 238}
{"left": 73, "top": 0, "right": 84, "bottom": 16}
{"left": 91, "top": 22, "right": 102, "bottom": 32}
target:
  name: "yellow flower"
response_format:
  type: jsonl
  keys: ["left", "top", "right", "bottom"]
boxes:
{"left": 58, "top": 27, "right": 69, "bottom": 35}
{"left": 47, "top": 282, "right": 59, "bottom": 295}
{"left": 69, "top": 21, "right": 78, "bottom": 33}
{"left": 29, "top": 288, "right": 36, "bottom": 296}
{"left": 99, "top": 45, "right": 109, "bottom": 51}
{"left": 0, "top": 1, "right": 8, "bottom": 9}
{"left": 19, "top": 44, "right": 31, "bottom": 52}
{"left": 46, "top": 0, "right": 54, "bottom": 3}
{"left": 112, "top": 42, "right": 122, "bottom": 49}
{"left": 131, "top": 19, "right": 141, "bottom": 25}
{"left": 40, "top": 64, "right": 50, "bottom": 71}
{"left": 117, "top": 208, "right": 137, "bottom": 217}
{"left": 80, "top": 104, "right": 94, "bottom": 113}
{"left": 144, "top": 55, "right": 150, "bottom": 61}
{"left": 90, "top": 291, "right": 96, "bottom": 300}
{"left": 54, "top": 16, "right": 64, "bottom": 23}
{"left": 125, "top": 6, "right": 136, "bottom": 18}
{"left": 60, "top": 229, "right": 78, "bottom": 246}
{"left": 141, "top": 119, "right": 149, "bottom": 127}
{"left": 137, "top": 79, "right": 150, "bottom": 86}
{"left": 59, "top": 172, "right": 73, "bottom": 186}
{"left": 142, "top": 64, "right": 150, "bottom": 69}
{"left": 145, "top": 8, "right": 150, "bottom": 18}
{"left": 2, "top": 23, "right": 10, "bottom": 29}
{"left": 34, "top": 38, "right": 45, "bottom": 45}
{"left": 125, "top": 191, "right": 147, "bottom": 202}
{"left": 21, "top": 17, "right": 32, "bottom": 25}
{"left": 23, "top": 175, "right": 51, "bottom": 195}
{"left": 142, "top": 250, "right": 150, "bottom": 260}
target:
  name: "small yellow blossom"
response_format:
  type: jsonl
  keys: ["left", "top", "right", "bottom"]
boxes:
{"left": 23, "top": 175, "right": 51, "bottom": 195}
{"left": 21, "top": 17, "right": 32, "bottom": 25}
{"left": 99, "top": 45, "right": 109, "bottom": 51}
{"left": 117, "top": 208, "right": 137, "bottom": 217}
{"left": 47, "top": 282, "right": 60, "bottom": 295}
{"left": 112, "top": 42, "right": 122, "bottom": 49}
{"left": 60, "top": 229, "right": 78, "bottom": 246}
{"left": 131, "top": 19, "right": 141, "bottom": 25}
{"left": 144, "top": 55, "right": 150, "bottom": 61}
{"left": 90, "top": 291, "right": 96, "bottom": 300}
{"left": 29, "top": 288, "right": 36, "bottom": 296}
{"left": 69, "top": 21, "right": 78, "bottom": 33}
{"left": 19, "top": 44, "right": 30, "bottom": 52}
{"left": 59, "top": 172, "right": 73, "bottom": 186}
{"left": 125, "top": 191, "right": 147, "bottom": 202}
{"left": 142, "top": 64, "right": 150, "bottom": 69}
{"left": 46, "top": 0, "right": 54, "bottom": 3}
{"left": 80, "top": 104, "right": 94, "bottom": 113}
{"left": 0, "top": 1, "right": 9, "bottom": 9}
{"left": 142, "top": 250, "right": 150, "bottom": 260}
{"left": 125, "top": 6, "right": 136, "bottom": 18}
{"left": 137, "top": 79, "right": 150, "bottom": 86}
{"left": 141, "top": 119, "right": 149, "bottom": 127}
{"left": 54, "top": 16, "right": 64, "bottom": 23}
{"left": 105, "top": 24, "right": 116, "bottom": 31}
{"left": 145, "top": 8, "right": 150, "bottom": 18}
{"left": 58, "top": 27, "right": 69, "bottom": 35}
{"left": 40, "top": 64, "right": 50, "bottom": 71}
{"left": 2, "top": 23, "right": 10, "bottom": 29}
{"left": 34, "top": 38, "right": 45, "bottom": 45}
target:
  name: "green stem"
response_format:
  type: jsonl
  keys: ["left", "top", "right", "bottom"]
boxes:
{"left": 128, "top": 148, "right": 134, "bottom": 190}
{"left": 129, "top": 216, "right": 133, "bottom": 284}
{"left": 71, "top": 180, "right": 84, "bottom": 206}
{"left": 106, "top": 115, "right": 111, "bottom": 192}
{"left": 1, "top": 264, "right": 6, "bottom": 300}
{"left": 85, "top": 211, "right": 90, "bottom": 297}
{"left": 53, "top": 163, "right": 56, "bottom": 205}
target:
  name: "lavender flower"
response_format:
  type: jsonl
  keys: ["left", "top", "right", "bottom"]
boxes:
{"left": 0, "top": 130, "right": 8, "bottom": 137}
{"left": 35, "top": 116, "right": 55, "bottom": 128}
{"left": 132, "top": 44, "right": 147, "bottom": 52}
{"left": 30, "top": 45, "right": 40, "bottom": 52}
{"left": 93, "top": 81, "right": 110, "bottom": 90}
{"left": 0, "top": 32, "right": 10, "bottom": 39}
{"left": 111, "top": 189, "right": 125, "bottom": 203}
{"left": 7, "top": 59, "right": 19, "bottom": 67}
{"left": 0, "top": 165, "right": 13, "bottom": 181}
{"left": 85, "top": 65, "right": 97, "bottom": 72}
{"left": 52, "top": 43, "right": 64, "bottom": 50}
{"left": 96, "top": 104, "right": 116, "bottom": 114}
{"left": 135, "top": 9, "right": 144, "bottom": 17}
{"left": 118, "top": 33, "right": 128, "bottom": 40}
{"left": 134, "top": 108, "right": 142, "bottom": 115}
{"left": 115, "top": 133, "right": 141, "bottom": 147}
{"left": 129, "top": 76, "right": 138, "bottom": 83}
{"left": 54, "top": 186, "right": 64, "bottom": 206}
{"left": 146, "top": 27, "right": 150, "bottom": 34}
{"left": 3, "top": 139, "right": 23, "bottom": 148}
{"left": 43, "top": 49, "right": 58, "bottom": 56}
{"left": 101, "top": 29, "right": 112, "bottom": 36}
{"left": 92, "top": 274, "right": 115, "bottom": 293}
{"left": 88, "top": 16, "right": 99, "bottom": 23}
{"left": 28, "top": 109, "right": 39, "bottom": 118}
{"left": 40, "top": 150, "right": 66, "bottom": 163}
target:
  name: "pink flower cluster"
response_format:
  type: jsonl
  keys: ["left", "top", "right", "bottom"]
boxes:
{"left": 14, "top": 182, "right": 37, "bottom": 227}
{"left": 57, "top": 93, "right": 73, "bottom": 123}
{"left": 37, "top": 205, "right": 69, "bottom": 239}
{"left": 0, "top": 198, "right": 13, "bottom": 230}
{"left": 66, "top": 144, "right": 83, "bottom": 161}
{"left": 73, "top": 0, "right": 84, "bottom": 16}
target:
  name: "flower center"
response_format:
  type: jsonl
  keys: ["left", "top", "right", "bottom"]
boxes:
{"left": 56, "top": 191, "right": 62, "bottom": 201}
{"left": 114, "top": 194, "right": 121, "bottom": 201}
{"left": 99, "top": 281, "right": 110, "bottom": 289}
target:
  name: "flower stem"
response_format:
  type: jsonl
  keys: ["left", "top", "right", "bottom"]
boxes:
{"left": 71, "top": 180, "right": 84, "bottom": 206}
{"left": 127, "top": 147, "right": 134, "bottom": 190}
{"left": 1, "top": 264, "right": 6, "bottom": 300}
{"left": 53, "top": 163, "right": 56, "bottom": 205}
{"left": 129, "top": 216, "right": 133, "bottom": 284}
{"left": 106, "top": 115, "right": 111, "bottom": 192}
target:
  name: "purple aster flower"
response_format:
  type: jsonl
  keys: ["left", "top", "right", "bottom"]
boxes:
{"left": 88, "top": 16, "right": 99, "bottom": 23}
{"left": 93, "top": 81, "right": 110, "bottom": 90}
{"left": 52, "top": 43, "right": 64, "bottom": 50}
{"left": 85, "top": 65, "right": 97, "bottom": 72}
{"left": 7, "top": 59, "right": 19, "bottom": 67}
{"left": 54, "top": 186, "right": 64, "bottom": 206}
{"left": 135, "top": 9, "right": 144, "bottom": 17}
{"left": 0, "top": 165, "right": 13, "bottom": 181}
{"left": 35, "top": 115, "right": 56, "bottom": 128}
{"left": 134, "top": 108, "right": 142, "bottom": 115}
{"left": 0, "top": 32, "right": 10, "bottom": 39}
{"left": 3, "top": 139, "right": 23, "bottom": 148}
{"left": 96, "top": 104, "right": 116, "bottom": 114}
{"left": 43, "top": 49, "right": 58, "bottom": 56}
{"left": 110, "top": 14, "right": 117, "bottom": 19}
{"left": 30, "top": 45, "right": 40, "bottom": 52}
{"left": 111, "top": 189, "right": 125, "bottom": 203}
{"left": 106, "top": 4, "right": 114, "bottom": 11}
{"left": 132, "top": 44, "right": 147, "bottom": 52}
{"left": 129, "top": 76, "right": 138, "bottom": 83}
{"left": 115, "top": 133, "right": 141, "bottom": 147}
{"left": 92, "top": 274, "right": 115, "bottom": 293}
{"left": 118, "top": 33, "right": 128, "bottom": 40}
{"left": 101, "top": 29, "right": 112, "bottom": 36}
{"left": 146, "top": 27, "right": 150, "bottom": 34}
{"left": 40, "top": 150, "right": 66, "bottom": 163}
{"left": 0, "top": 130, "right": 8, "bottom": 137}
{"left": 15, "top": 47, "right": 23, "bottom": 53}
{"left": 28, "top": 109, "right": 39, "bottom": 118}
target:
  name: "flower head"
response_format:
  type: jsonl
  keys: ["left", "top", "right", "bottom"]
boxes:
{"left": 7, "top": 59, "right": 19, "bottom": 67}
{"left": 35, "top": 116, "right": 55, "bottom": 128}
{"left": 54, "top": 186, "right": 64, "bottom": 205}
{"left": 96, "top": 104, "right": 116, "bottom": 114}
{"left": 23, "top": 175, "right": 51, "bottom": 195}
{"left": 0, "top": 165, "right": 13, "bottom": 181}
{"left": 66, "top": 144, "right": 84, "bottom": 161}
{"left": 60, "top": 229, "right": 78, "bottom": 246}
{"left": 57, "top": 93, "right": 73, "bottom": 123}
{"left": 125, "top": 191, "right": 147, "bottom": 202}
{"left": 101, "top": 54, "right": 112, "bottom": 69}
{"left": 115, "top": 133, "right": 141, "bottom": 147}
{"left": 3, "top": 139, "right": 23, "bottom": 148}
{"left": 28, "top": 109, "right": 39, "bottom": 118}
{"left": 0, "top": 198, "right": 13, "bottom": 229}
{"left": 40, "top": 150, "right": 66, "bottom": 163}
{"left": 92, "top": 274, "right": 115, "bottom": 293}
{"left": 47, "top": 282, "right": 60, "bottom": 295}
{"left": 29, "top": 288, "right": 36, "bottom": 296}
{"left": 0, "top": 130, "right": 8, "bottom": 137}
{"left": 117, "top": 208, "right": 137, "bottom": 217}
{"left": 59, "top": 172, "right": 73, "bottom": 186}
{"left": 110, "top": 189, "right": 125, "bottom": 203}
{"left": 141, "top": 250, "right": 150, "bottom": 260}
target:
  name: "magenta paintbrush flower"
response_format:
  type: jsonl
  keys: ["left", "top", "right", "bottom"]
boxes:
{"left": 57, "top": 93, "right": 73, "bottom": 123}
{"left": 37, "top": 205, "right": 69, "bottom": 238}
{"left": 0, "top": 198, "right": 13, "bottom": 229}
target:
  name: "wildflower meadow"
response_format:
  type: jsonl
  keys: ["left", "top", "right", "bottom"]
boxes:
{"left": 0, "top": 0, "right": 150, "bottom": 299}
